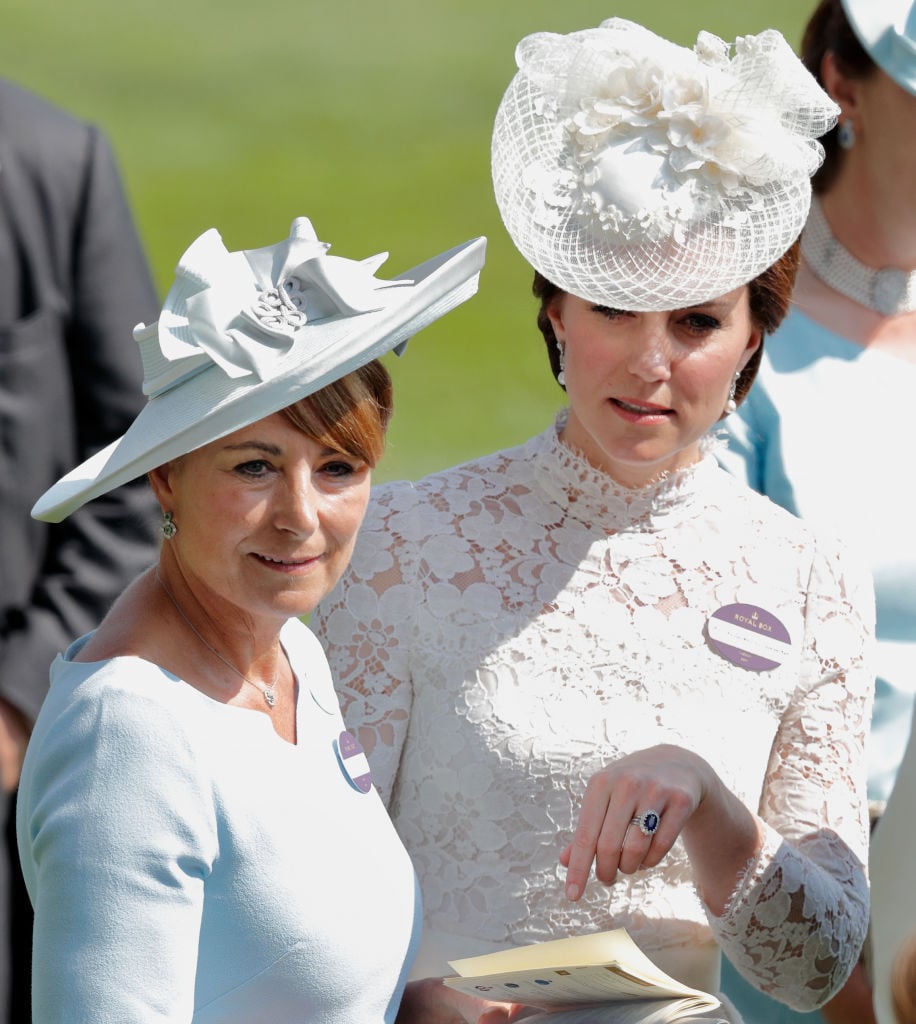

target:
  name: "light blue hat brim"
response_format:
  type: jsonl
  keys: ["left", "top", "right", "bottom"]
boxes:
{"left": 33, "top": 233, "right": 486, "bottom": 523}
{"left": 841, "top": 0, "right": 916, "bottom": 95}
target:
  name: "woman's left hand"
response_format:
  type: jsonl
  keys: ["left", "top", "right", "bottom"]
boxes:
{"left": 560, "top": 743, "right": 759, "bottom": 910}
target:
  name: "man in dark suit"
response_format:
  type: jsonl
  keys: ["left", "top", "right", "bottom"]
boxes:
{"left": 0, "top": 79, "right": 160, "bottom": 1022}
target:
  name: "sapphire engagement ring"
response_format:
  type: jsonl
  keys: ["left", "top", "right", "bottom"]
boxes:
{"left": 630, "top": 810, "right": 661, "bottom": 837}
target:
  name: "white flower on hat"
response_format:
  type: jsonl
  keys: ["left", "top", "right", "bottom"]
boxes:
{"left": 521, "top": 22, "right": 831, "bottom": 244}
{"left": 492, "top": 18, "right": 839, "bottom": 310}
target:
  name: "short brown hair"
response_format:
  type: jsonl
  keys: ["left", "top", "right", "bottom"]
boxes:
{"left": 280, "top": 359, "right": 393, "bottom": 467}
{"left": 801, "top": 0, "right": 876, "bottom": 194}
{"left": 532, "top": 240, "right": 800, "bottom": 407}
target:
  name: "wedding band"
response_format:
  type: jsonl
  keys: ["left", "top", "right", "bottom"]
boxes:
{"left": 630, "top": 810, "right": 660, "bottom": 836}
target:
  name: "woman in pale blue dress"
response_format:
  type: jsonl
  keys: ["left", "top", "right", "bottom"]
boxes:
{"left": 16, "top": 216, "right": 488, "bottom": 1023}
{"left": 720, "top": 0, "right": 916, "bottom": 1021}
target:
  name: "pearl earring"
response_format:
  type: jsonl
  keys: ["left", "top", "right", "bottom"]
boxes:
{"left": 557, "top": 343, "right": 566, "bottom": 387}
{"left": 725, "top": 371, "right": 740, "bottom": 415}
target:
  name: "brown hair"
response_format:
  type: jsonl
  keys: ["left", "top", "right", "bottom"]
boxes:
{"left": 801, "top": 0, "right": 877, "bottom": 194}
{"left": 532, "top": 240, "right": 800, "bottom": 407}
{"left": 280, "top": 359, "right": 393, "bottom": 467}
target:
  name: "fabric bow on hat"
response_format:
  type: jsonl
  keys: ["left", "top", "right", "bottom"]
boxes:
{"left": 137, "top": 216, "right": 412, "bottom": 397}
{"left": 31, "top": 217, "right": 486, "bottom": 523}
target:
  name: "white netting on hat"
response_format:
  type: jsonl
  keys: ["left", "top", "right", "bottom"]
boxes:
{"left": 491, "top": 18, "right": 839, "bottom": 310}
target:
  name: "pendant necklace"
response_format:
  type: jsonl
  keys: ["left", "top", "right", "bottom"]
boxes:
{"left": 156, "top": 572, "right": 280, "bottom": 708}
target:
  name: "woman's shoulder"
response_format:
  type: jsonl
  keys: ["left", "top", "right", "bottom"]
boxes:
{"left": 761, "top": 301, "right": 916, "bottom": 375}
{"left": 26, "top": 643, "right": 212, "bottom": 778}
{"left": 17, "top": 646, "right": 220, "bottom": 854}
{"left": 44, "top": 641, "right": 182, "bottom": 707}
{"left": 368, "top": 432, "right": 548, "bottom": 521}
{"left": 711, "top": 458, "right": 843, "bottom": 554}
{"left": 712, "top": 461, "right": 873, "bottom": 596}
{"left": 711, "top": 459, "right": 799, "bottom": 518}
{"left": 280, "top": 618, "right": 333, "bottom": 683}
{"left": 18, "top": 641, "right": 222, "bottom": 890}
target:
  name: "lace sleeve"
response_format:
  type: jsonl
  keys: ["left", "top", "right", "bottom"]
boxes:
{"left": 311, "top": 485, "right": 417, "bottom": 807}
{"left": 708, "top": 535, "right": 875, "bottom": 1010}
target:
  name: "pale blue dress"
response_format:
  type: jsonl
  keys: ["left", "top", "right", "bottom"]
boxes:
{"left": 17, "top": 618, "right": 421, "bottom": 1023}
{"left": 719, "top": 307, "right": 916, "bottom": 1022}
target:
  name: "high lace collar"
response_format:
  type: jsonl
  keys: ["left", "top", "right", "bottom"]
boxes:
{"left": 528, "top": 412, "right": 724, "bottom": 533}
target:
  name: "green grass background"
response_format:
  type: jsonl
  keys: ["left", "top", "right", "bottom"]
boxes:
{"left": 2, "top": 0, "right": 810, "bottom": 482}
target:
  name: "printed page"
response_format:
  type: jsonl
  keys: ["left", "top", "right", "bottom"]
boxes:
{"left": 521, "top": 1000, "right": 730, "bottom": 1024}
{"left": 443, "top": 961, "right": 721, "bottom": 1012}
{"left": 449, "top": 930, "right": 665, "bottom": 981}
{"left": 446, "top": 930, "right": 718, "bottom": 1008}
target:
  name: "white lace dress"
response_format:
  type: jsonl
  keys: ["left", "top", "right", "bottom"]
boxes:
{"left": 312, "top": 417, "right": 874, "bottom": 1015}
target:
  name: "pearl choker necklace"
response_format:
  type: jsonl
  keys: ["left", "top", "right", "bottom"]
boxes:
{"left": 800, "top": 199, "right": 916, "bottom": 316}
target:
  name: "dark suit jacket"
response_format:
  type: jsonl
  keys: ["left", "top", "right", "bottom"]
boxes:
{"left": 0, "top": 80, "right": 160, "bottom": 722}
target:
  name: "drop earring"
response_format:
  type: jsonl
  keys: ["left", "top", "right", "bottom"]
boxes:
{"left": 838, "top": 119, "right": 856, "bottom": 150}
{"left": 161, "top": 511, "right": 178, "bottom": 539}
{"left": 557, "top": 342, "right": 566, "bottom": 387}
{"left": 725, "top": 371, "right": 740, "bottom": 415}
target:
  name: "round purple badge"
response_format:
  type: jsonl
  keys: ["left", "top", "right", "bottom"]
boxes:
{"left": 336, "top": 730, "right": 372, "bottom": 794}
{"left": 707, "top": 603, "right": 791, "bottom": 672}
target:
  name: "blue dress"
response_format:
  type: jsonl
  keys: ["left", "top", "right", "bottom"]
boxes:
{"left": 17, "top": 619, "right": 421, "bottom": 1023}
{"left": 720, "top": 307, "right": 916, "bottom": 1022}
{"left": 721, "top": 308, "right": 916, "bottom": 809}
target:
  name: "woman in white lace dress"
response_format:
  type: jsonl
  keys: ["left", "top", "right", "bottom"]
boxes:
{"left": 313, "top": 20, "right": 874, "bottom": 1024}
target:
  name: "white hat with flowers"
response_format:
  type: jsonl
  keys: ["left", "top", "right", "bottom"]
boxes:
{"left": 491, "top": 18, "right": 839, "bottom": 310}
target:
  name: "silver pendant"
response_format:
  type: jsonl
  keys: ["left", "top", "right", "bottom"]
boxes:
{"left": 263, "top": 688, "right": 277, "bottom": 708}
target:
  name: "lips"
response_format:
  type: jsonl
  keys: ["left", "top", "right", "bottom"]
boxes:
{"left": 253, "top": 553, "right": 316, "bottom": 567}
{"left": 611, "top": 397, "right": 673, "bottom": 416}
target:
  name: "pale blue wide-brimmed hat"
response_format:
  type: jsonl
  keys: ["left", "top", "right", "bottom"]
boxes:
{"left": 33, "top": 217, "right": 486, "bottom": 523}
{"left": 841, "top": 0, "right": 916, "bottom": 95}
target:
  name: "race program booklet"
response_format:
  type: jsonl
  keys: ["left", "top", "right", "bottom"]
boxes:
{"left": 443, "top": 929, "right": 728, "bottom": 1023}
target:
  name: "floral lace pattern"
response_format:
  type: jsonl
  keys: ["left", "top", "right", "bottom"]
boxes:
{"left": 312, "top": 419, "right": 874, "bottom": 1010}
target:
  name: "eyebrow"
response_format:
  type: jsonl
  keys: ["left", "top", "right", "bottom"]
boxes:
{"left": 221, "top": 441, "right": 283, "bottom": 456}
{"left": 682, "top": 291, "right": 746, "bottom": 314}
{"left": 221, "top": 439, "right": 351, "bottom": 459}
{"left": 683, "top": 301, "right": 729, "bottom": 313}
